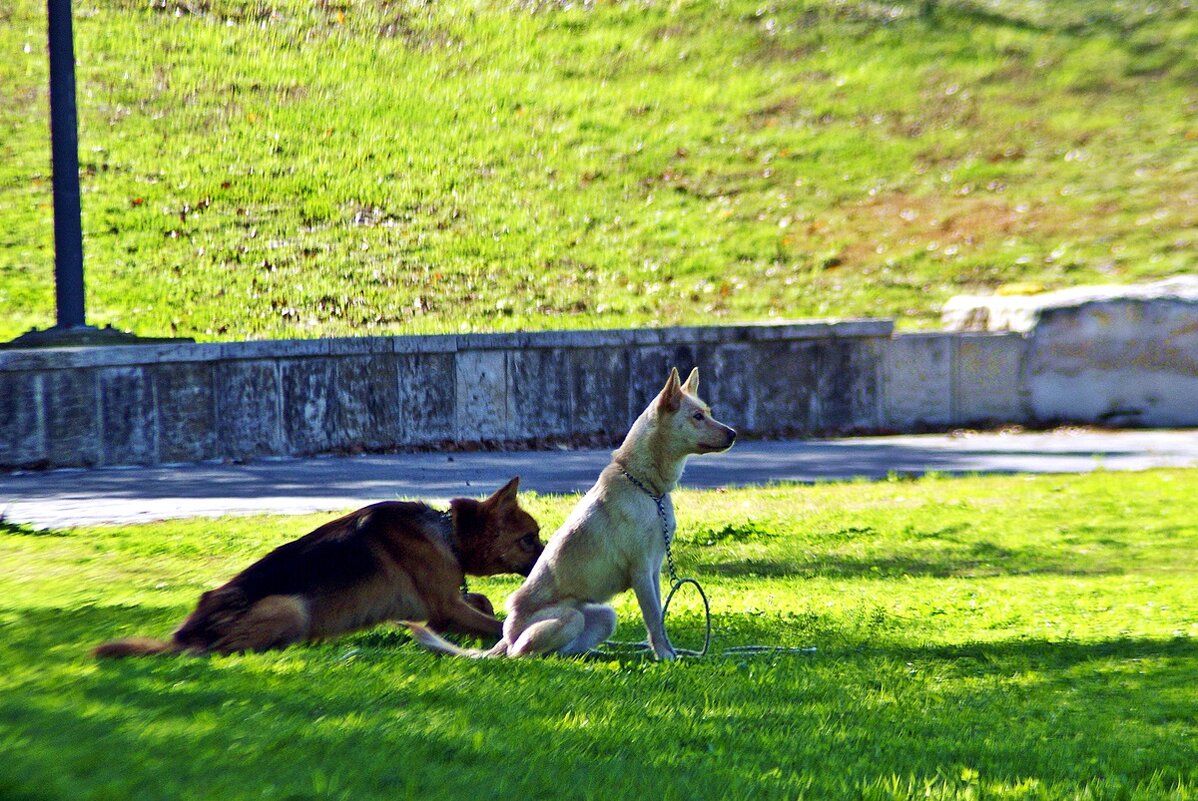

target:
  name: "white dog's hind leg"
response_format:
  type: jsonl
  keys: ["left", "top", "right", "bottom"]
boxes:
{"left": 507, "top": 604, "right": 585, "bottom": 657}
{"left": 557, "top": 604, "right": 617, "bottom": 656}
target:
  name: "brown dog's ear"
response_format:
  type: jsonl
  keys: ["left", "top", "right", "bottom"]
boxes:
{"left": 681, "top": 367, "right": 699, "bottom": 394}
{"left": 484, "top": 476, "right": 520, "bottom": 509}
{"left": 656, "top": 368, "right": 683, "bottom": 413}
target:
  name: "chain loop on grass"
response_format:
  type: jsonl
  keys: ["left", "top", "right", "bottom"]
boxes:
{"left": 598, "top": 574, "right": 817, "bottom": 659}
{"left": 662, "top": 576, "right": 711, "bottom": 657}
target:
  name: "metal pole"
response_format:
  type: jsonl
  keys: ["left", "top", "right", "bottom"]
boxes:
{"left": 46, "top": 0, "right": 86, "bottom": 329}
{"left": 4, "top": 1, "right": 192, "bottom": 347}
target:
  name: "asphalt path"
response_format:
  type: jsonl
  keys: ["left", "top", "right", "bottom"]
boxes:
{"left": 2, "top": 429, "right": 1195, "bottom": 528}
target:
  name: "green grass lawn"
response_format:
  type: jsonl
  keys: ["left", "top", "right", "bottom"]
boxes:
{"left": 2, "top": 0, "right": 1195, "bottom": 341}
{"left": 1, "top": 469, "right": 1196, "bottom": 800}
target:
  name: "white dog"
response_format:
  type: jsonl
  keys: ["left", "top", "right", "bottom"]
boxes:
{"left": 408, "top": 367, "right": 736, "bottom": 660}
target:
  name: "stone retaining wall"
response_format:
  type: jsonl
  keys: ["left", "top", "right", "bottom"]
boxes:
{"left": 1, "top": 314, "right": 1191, "bottom": 470}
{"left": 0, "top": 321, "right": 896, "bottom": 469}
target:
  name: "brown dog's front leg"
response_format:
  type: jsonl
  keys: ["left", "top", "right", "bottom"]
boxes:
{"left": 438, "top": 596, "right": 505, "bottom": 639}
{"left": 462, "top": 591, "right": 496, "bottom": 618}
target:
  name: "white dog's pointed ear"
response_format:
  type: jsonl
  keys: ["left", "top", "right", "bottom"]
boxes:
{"left": 681, "top": 367, "right": 700, "bottom": 394}
{"left": 485, "top": 476, "right": 520, "bottom": 508}
{"left": 656, "top": 368, "right": 683, "bottom": 413}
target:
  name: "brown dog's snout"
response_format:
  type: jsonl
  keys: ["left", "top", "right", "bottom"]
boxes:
{"left": 520, "top": 551, "right": 542, "bottom": 576}
{"left": 519, "top": 542, "right": 545, "bottom": 576}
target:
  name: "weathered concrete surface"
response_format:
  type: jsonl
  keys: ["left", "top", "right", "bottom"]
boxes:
{"left": 4, "top": 312, "right": 1196, "bottom": 469}
{"left": 882, "top": 334, "right": 954, "bottom": 428}
{"left": 1, "top": 321, "right": 898, "bottom": 469}
{"left": 816, "top": 338, "right": 882, "bottom": 430}
{"left": 0, "top": 372, "right": 43, "bottom": 467}
{"left": 455, "top": 349, "right": 507, "bottom": 440}
{"left": 215, "top": 360, "right": 282, "bottom": 459}
{"left": 3, "top": 430, "right": 1195, "bottom": 529}
{"left": 954, "top": 334, "right": 1027, "bottom": 424}
{"left": 398, "top": 352, "right": 455, "bottom": 444}
{"left": 334, "top": 355, "right": 401, "bottom": 451}
{"left": 100, "top": 366, "right": 158, "bottom": 465}
{"left": 45, "top": 369, "right": 101, "bottom": 468}
{"left": 156, "top": 362, "right": 217, "bottom": 463}
{"left": 568, "top": 346, "right": 629, "bottom": 440}
{"left": 942, "top": 276, "right": 1198, "bottom": 333}
{"left": 751, "top": 340, "right": 819, "bottom": 433}
{"left": 941, "top": 278, "right": 1198, "bottom": 427}
{"left": 1027, "top": 299, "right": 1198, "bottom": 426}
{"left": 507, "top": 348, "right": 572, "bottom": 440}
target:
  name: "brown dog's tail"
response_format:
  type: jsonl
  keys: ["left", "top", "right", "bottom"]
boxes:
{"left": 401, "top": 622, "right": 501, "bottom": 659}
{"left": 93, "top": 636, "right": 182, "bottom": 658}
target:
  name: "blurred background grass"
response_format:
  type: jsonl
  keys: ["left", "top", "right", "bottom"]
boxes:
{"left": 2, "top": 0, "right": 1194, "bottom": 341}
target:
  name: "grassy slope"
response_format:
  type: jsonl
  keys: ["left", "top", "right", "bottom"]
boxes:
{"left": 1, "top": 470, "right": 1196, "bottom": 800}
{"left": 1, "top": 0, "right": 1195, "bottom": 341}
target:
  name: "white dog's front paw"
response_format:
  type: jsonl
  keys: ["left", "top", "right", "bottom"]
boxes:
{"left": 654, "top": 644, "right": 678, "bottom": 661}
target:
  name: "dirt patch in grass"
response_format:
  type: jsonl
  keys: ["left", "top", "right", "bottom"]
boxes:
{"left": 833, "top": 191, "right": 1073, "bottom": 266}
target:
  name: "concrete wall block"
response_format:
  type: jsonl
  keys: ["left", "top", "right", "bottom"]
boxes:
{"left": 522, "top": 329, "right": 634, "bottom": 349}
{"left": 332, "top": 355, "right": 402, "bottom": 450}
{"left": 0, "top": 350, "right": 68, "bottom": 371}
{"left": 392, "top": 335, "right": 457, "bottom": 354}
{"left": 155, "top": 362, "right": 217, "bottom": 463}
{"left": 825, "top": 319, "right": 896, "bottom": 339}
{"left": 215, "top": 360, "right": 282, "bottom": 458}
{"left": 222, "top": 339, "right": 327, "bottom": 361}
{"left": 703, "top": 344, "right": 756, "bottom": 432}
{"left": 0, "top": 343, "right": 220, "bottom": 370}
{"left": 0, "top": 372, "right": 45, "bottom": 467}
{"left": 954, "top": 334, "right": 1027, "bottom": 425}
{"left": 1026, "top": 300, "right": 1198, "bottom": 426}
{"left": 746, "top": 319, "right": 894, "bottom": 341}
{"left": 815, "top": 338, "right": 882, "bottom": 431}
{"left": 746, "top": 322, "right": 833, "bottom": 342}
{"left": 456, "top": 350, "right": 507, "bottom": 441}
{"left": 749, "top": 340, "right": 818, "bottom": 434}
{"left": 457, "top": 332, "right": 529, "bottom": 351}
{"left": 43, "top": 369, "right": 102, "bottom": 468}
{"left": 628, "top": 345, "right": 703, "bottom": 415}
{"left": 154, "top": 342, "right": 223, "bottom": 364}
{"left": 668, "top": 325, "right": 752, "bottom": 345}
{"left": 627, "top": 328, "right": 684, "bottom": 345}
{"left": 882, "top": 335, "right": 955, "bottom": 428}
{"left": 60, "top": 345, "right": 159, "bottom": 369}
{"left": 323, "top": 337, "right": 395, "bottom": 357}
{"left": 281, "top": 358, "right": 339, "bottom": 455}
{"left": 399, "top": 353, "right": 456, "bottom": 444}
{"left": 569, "top": 347, "right": 630, "bottom": 441}
{"left": 507, "top": 349, "right": 572, "bottom": 440}
{"left": 100, "top": 366, "right": 158, "bottom": 465}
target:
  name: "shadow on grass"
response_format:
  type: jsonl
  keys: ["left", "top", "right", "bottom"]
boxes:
{"left": 0, "top": 517, "right": 67, "bottom": 537}
{"left": 702, "top": 546, "right": 1124, "bottom": 579}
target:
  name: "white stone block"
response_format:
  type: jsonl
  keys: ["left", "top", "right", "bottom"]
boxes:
{"left": 882, "top": 335, "right": 954, "bottom": 427}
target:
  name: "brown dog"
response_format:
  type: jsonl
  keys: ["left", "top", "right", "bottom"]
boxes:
{"left": 94, "top": 477, "right": 543, "bottom": 657}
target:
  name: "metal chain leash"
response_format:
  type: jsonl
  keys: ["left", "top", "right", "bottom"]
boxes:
{"left": 615, "top": 468, "right": 670, "bottom": 572}
{"left": 606, "top": 468, "right": 816, "bottom": 660}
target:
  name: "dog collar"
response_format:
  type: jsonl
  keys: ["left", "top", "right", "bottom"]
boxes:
{"left": 618, "top": 466, "right": 665, "bottom": 501}
{"left": 440, "top": 509, "right": 470, "bottom": 596}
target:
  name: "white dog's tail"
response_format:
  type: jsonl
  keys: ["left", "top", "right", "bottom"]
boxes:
{"left": 401, "top": 622, "right": 504, "bottom": 658}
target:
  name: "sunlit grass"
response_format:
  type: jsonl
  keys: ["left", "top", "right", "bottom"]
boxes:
{"left": 2, "top": 0, "right": 1195, "bottom": 341}
{"left": 1, "top": 469, "right": 1196, "bottom": 799}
